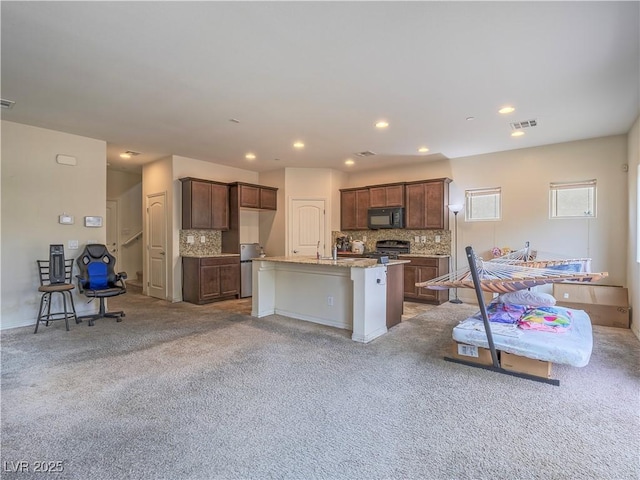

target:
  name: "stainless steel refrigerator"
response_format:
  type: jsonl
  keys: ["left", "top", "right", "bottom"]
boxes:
{"left": 240, "top": 243, "right": 261, "bottom": 298}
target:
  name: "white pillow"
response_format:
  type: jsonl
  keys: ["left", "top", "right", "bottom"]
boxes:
{"left": 495, "top": 290, "right": 556, "bottom": 307}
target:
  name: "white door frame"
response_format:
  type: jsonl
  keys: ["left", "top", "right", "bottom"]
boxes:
{"left": 106, "top": 199, "right": 119, "bottom": 257}
{"left": 288, "top": 197, "right": 327, "bottom": 256}
{"left": 145, "top": 191, "right": 168, "bottom": 300}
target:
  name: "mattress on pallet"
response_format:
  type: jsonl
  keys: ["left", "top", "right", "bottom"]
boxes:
{"left": 452, "top": 307, "right": 593, "bottom": 367}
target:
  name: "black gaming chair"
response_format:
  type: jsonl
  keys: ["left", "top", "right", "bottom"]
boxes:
{"left": 76, "top": 243, "right": 127, "bottom": 326}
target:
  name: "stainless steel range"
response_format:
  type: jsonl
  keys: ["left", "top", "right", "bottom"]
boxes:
{"left": 366, "top": 239, "right": 410, "bottom": 262}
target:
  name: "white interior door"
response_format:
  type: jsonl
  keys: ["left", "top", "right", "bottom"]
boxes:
{"left": 106, "top": 200, "right": 118, "bottom": 256}
{"left": 146, "top": 192, "right": 167, "bottom": 300}
{"left": 290, "top": 199, "right": 326, "bottom": 256}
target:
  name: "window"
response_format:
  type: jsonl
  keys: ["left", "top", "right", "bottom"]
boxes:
{"left": 465, "top": 187, "right": 501, "bottom": 221}
{"left": 549, "top": 180, "right": 596, "bottom": 219}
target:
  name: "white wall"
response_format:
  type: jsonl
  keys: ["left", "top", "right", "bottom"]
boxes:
{"left": 1, "top": 121, "right": 107, "bottom": 328}
{"left": 283, "top": 168, "right": 342, "bottom": 257}
{"left": 107, "top": 169, "right": 142, "bottom": 279}
{"left": 259, "top": 169, "right": 286, "bottom": 256}
{"left": 345, "top": 135, "right": 629, "bottom": 302}
{"left": 345, "top": 159, "right": 453, "bottom": 189}
{"left": 152, "top": 155, "right": 258, "bottom": 302}
{"left": 142, "top": 156, "right": 174, "bottom": 299}
{"left": 627, "top": 116, "right": 639, "bottom": 339}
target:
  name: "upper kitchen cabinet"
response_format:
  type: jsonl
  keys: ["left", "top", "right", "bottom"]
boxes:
{"left": 180, "top": 177, "right": 229, "bottom": 230}
{"left": 405, "top": 178, "right": 451, "bottom": 230}
{"left": 340, "top": 188, "right": 370, "bottom": 230}
{"left": 369, "top": 183, "right": 405, "bottom": 208}
{"left": 232, "top": 182, "right": 278, "bottom": 210}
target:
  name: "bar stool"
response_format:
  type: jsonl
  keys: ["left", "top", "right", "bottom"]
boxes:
{"left": 35, "top": 245, "right": 79, "bottom": 333}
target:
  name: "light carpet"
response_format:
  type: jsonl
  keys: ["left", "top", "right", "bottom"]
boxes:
{"left": 1, "top": 290, "right": 638, "bottom": 480}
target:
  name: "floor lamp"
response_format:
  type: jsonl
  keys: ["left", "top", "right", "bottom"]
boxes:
{"left": 448, "top": 204, "right": 463, "bottom": 304}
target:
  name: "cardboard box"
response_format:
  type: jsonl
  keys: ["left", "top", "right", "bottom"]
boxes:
{"left": 450, "top": 341, "right": 494, "bottom": 366}
{"left": 501, "top": 351, "right": 552, "bottom": 379}
{"left": 553, "top": 283, "right": 630, "bottom": 329}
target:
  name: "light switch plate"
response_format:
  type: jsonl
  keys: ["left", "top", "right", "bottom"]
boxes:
{"left": 200, "top": 236, "right": 206, "bottom": 243}
{"left": 187, "top": 235, "right": 194, "bottom": 244}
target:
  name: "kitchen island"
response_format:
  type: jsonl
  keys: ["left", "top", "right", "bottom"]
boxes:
{"left": 252, "top": 256, "right": 409, "bottom": 343}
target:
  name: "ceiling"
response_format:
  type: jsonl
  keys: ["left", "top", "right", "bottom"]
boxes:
{"left": 2, "top": 2, "right": 638, "bottom": 174}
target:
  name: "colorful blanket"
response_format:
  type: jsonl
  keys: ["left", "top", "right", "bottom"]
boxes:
{"left": 518, "top": 306, "right": 573, "bottom": 333}
{"left": 482, "top": 303, "right": 529, "bottom": 324}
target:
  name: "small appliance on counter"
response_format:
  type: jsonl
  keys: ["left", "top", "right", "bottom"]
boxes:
{"left": 351, "top": 240, "right": 365, "bottom": 254}
{"left": 336, "top": 236, "right": 351, "bottom": 252}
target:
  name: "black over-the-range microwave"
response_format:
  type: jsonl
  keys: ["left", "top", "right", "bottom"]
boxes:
{"left": 367, "top": 207, "right": 405, "bottom": 229}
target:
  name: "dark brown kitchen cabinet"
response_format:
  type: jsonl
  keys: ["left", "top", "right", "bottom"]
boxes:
{"left": 340, "top": 188, "right": 370, "bottom": 230}
{"left": 405, "top": 178, "right": 451, "bottom": 230}
{"left": 403, "top": 256, "right": 449, "bottom": 304}
{"left": 386, "top": 262, "right": 405, "bottom": 328}
{"left": 235, "top": 183, "right": 278, "bottom": 210}
{"left": 369, "top": 184, "right": 405, "bottom": 208}
{"left": 180, "top": 178, "right": 229, "bottom": 230}
{"left": 182, "top": 256, "right": 240, "bottom": 304}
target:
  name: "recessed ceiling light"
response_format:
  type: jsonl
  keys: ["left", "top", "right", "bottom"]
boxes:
{"left": 511, "top": 131, "right": 525, "bottom": 137}
{"left": 418, "top": 147, "right": 429, "bottom": 153}
{"left": 499, "top": 106, "right": 515, "bottom": 114}
{"left": 245, "top": 153, "right": 256, "bottom": 160}
{"left": 293, "top": 141, "right": 305, "bottom": 149}
{"left": 119, "top": 153, "right": 131, "bottom": 159}
{"left": 375, "top": 121, "right": 389, "bottom": 129}
{"left": 466, "top": 116, "right": 475, "bottom": 121}
{"left": 345, "top": 159, "right": 355, "bottom": 166}
{"left": 229, "top": 118, "right": 240, "bottom": 123}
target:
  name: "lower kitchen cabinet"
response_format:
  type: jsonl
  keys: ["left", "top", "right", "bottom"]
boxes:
{"left": 386, "top": 262, "right": 404, "bottom": 328}
{"left": 403, "top": 256, "right": 449, "bottom": 304}
{"left": 182, "top": 256, "right": 240, "bottom": 304}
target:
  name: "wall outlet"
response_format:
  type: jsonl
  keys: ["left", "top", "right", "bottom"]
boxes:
{"left": 435, "top": 235, "right": 441, "bottom": 243}
{"left": 68, "top": 240, "right": 79, "bottom": 249}
{"left": 187, "top": 235, "right": 195, "bottom": 244}
{"left": 327, "top": 296, "right": 334, "bottom": 306}
{"left": 421, "top": 235, "right": 427, "bottom": 243}
{"left": 563, "top": 293, "right": 569, "bottom": 299}
{"left": 414, "top": 236, "right": 420, "bottom": 243}
{"left": 362, "top": 236, "right": 367, "bottom": 242}
{"left": 200, "top": 235, "right": 206, "bottom": 243}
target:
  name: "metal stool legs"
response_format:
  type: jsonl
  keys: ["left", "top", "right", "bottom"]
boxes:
{"left": 34, "top": 289, "right": 79, "bottom": 333}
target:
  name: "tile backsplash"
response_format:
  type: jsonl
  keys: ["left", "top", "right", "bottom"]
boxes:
{"left": 180, "top": 230, "right": 221, "bottom": 256}
{"left": 333, "top": 229, "right": 451, "bottom": 255}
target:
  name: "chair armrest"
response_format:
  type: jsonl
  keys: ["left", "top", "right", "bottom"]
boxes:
{"left": 75, "top": 274, "right": 87, "bottom": 293}
{"left": 115, "top": 272, "right": 128, "bottom": 289}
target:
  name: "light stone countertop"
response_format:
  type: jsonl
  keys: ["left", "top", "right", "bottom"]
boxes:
{"left": 255, "top": 256, "right": 410, "bottom": 268}
{"left": 398, "top": 253, "right": 450, "bottom": 258}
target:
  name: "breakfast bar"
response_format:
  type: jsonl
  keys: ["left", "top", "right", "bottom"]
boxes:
{"left": 252, "top": 256, "right": 409, "bottom": 343}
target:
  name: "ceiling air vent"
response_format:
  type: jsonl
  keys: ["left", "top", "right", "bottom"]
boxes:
{"left": 510, "top": 119, "right": 538, "bottom": 130}
{"left": 354, "top": 150, "right": 376, "bottom": 157}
